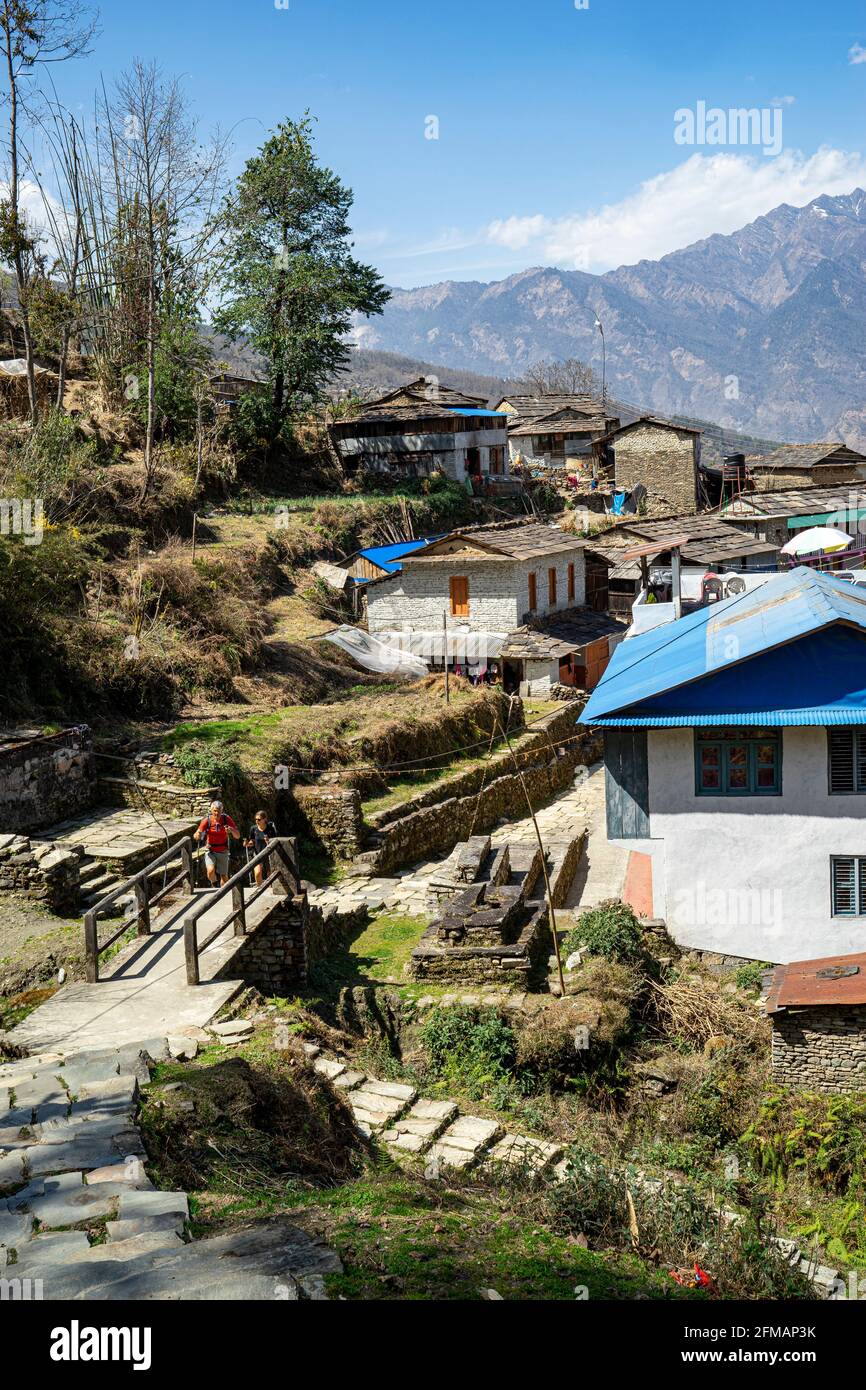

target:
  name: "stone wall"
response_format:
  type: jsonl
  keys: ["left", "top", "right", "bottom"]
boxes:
{"left": 213, "top": 889, "right": 367, "bottom": 994}
{"left": 96, "top": 775, "right": 217, "bottom": 820}
{"left": 771, "top": 1005, "right": 866, "bottom": 1093}
{"left": 0, "top": 833, "right": 80, "bottom": 913}
{"left": 365, "top": 711, "right": 600, "bottom": 874}
{"left": 0, "top": 726, "right": 95, "bottom": 833}
{"left": 613, "top": 424, "right": 698, "bottom": 514}
{"left": 288, "top": 785, "right": 365, "bottom": 860}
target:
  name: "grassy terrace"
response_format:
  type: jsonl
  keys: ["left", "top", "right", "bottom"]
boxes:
{"left": 360, "top": 697, "right": 561, "bottom": 819}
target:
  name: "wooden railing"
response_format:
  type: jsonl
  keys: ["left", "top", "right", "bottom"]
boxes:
{"left": 182, "top": 837, "right": 301, "bottom": 985}
{"left": 84, "top": 836, "right": 196, "bottom": 983}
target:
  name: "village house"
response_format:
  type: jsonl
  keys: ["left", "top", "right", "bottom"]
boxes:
{"left": 329, "top": 377, "right": 510, "bottom": 485}
{"left": 493, "top": 392, "right": 619, "bottom": 471}
{"left": 766, "top": 952, "right": 866, "bottom": 1094}
{"left": 579, "top": 566, "right": 866, "bottom": 963}
{"left": 364, "top": 523, "right": 618, "bottom": 689}
{"left": 722, "top": 482, "right": 866, "bottom": 551}
{"left": 596, "top": 416, "right": 702, "bottom": 514}
{"left": 600, "top": 513, "right": 780, "bottom": 617}
{"left": 745, "top": 442, "right": 866, "bottom": 491}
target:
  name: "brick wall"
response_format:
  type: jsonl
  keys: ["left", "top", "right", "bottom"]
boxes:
{"left": 771, "top": 1004, "right": 866, "bottom": 1093}
{"left": 0, "top": 833, "right": 80, "bottom": 913}
{"left": 289, "top": 785, "right": 365, "bottom": 860}
{"left": 0, "top": 726, "right": 95, "bottom": 833}
{"left": 613, "top": 425, "right": 698, "bottom": 513}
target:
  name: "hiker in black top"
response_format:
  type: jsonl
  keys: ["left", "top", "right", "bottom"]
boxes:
{"left": 244, "top": 809, "right": 278, "bottom": 885}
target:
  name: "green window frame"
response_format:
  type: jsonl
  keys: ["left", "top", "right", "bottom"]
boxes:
{"left": 831, "top": 856, "right": 866, "bottom": 916}
{"left": 694, "top": 728, "right": 781, "bottom": 796}
{"left": 828, "top": 729, "right": 866, "bottom": 795}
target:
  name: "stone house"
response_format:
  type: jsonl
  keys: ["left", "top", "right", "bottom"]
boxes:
{"left": 0, "top": 726, "right": 95, "bottom": 833}
{"left": 746, "top": 443, "right": 866, "bottom": 491}
{"left": 330, "top": 377, "right": 509, "bottom": 484}
{"left": 599, "top": 416, "right": 701, "bottom": 513}
{"left": 722, "top": 483, "right": 866, "bottom": 551}
{"left": 365, "top": 524, "right": 591, "bottom": 672}
{"left": 767, "top": 952, "right": 866, "bottom": 1093}
{"left": 580, "top": 566, "right": 866, "bottom": 963}
{"left": 494, "top": 392, "right": 619, "bottom": 471}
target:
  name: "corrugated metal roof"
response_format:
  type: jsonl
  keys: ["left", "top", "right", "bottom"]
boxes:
{"left": 766, "top": 952, "right": 866, "bottom": 1013}
{"left": 591, "top": 709, "right": 866, "bottom": 727}
{"left": 580, "top": 566, "right": 866, "bottom": 727}
{"left": 358, "top": 536, "right": 443, "bottom": 573}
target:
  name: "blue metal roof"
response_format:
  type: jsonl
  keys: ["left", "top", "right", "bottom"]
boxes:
{"left": 445, "top": 408, "right": 507, "bottom": 419}
{"left": 357, "top": 535, "right": 444, "bottom": 575}
{"left": 580, "top": 567, "right": 866, "bottom": 727}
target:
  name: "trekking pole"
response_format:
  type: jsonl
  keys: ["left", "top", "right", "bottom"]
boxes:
{"left": 245, "top": 844, "right": 254, "bottom": 888}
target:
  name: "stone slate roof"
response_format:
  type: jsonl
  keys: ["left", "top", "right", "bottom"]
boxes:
{"left": 614, "top": 513, "right": 778, "bottom": 564}
{"left": 364, "top": 376, "right": 489, "bottom": 409}
{"left": 509, "top": 410, "right": 611, "bottom": 438}
{"left": 724, "top": 484, "right": 865, "bottom": 518}
{"left": 598, "top": 414, "right": 701, "bottom": 445}
{"left": 501, "top": 606, "right": 625, "bottom": 660}
{"left": 495, "top": 392, "right": 608, "bottom": 423}
{"left": 414, "top": 524, "right": 586, "bottom": 563}
{"left": 746, "top": 443, "right": 866, "bottom": 472}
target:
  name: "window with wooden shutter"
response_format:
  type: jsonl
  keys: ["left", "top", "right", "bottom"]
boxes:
{"left": 568, "top": 562, "right": 576, "bottom": 602}
{"left": 528, "top": 572, "right": 537, "bottom": 612}
{"left": 548, "top": 567, "right": 557, "bottom": 606}
{"left": 449, "top": 575, "right": 469, "bottom": 617}
{"left": 832, "top": 856, "right": 861, "bottom": 915}
{"left": 829, "top": 729, "right": 866, "bottom": 794}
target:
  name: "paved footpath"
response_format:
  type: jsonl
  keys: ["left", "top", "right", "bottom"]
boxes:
{"left": 0, "top": 1039, "right": 340, "bottom": 1299}
{"left": 310, "top": 762, "right": 623, "bottom": 924}
{"left": 306, "top": 1045, "right": 846, "bottom": 1299}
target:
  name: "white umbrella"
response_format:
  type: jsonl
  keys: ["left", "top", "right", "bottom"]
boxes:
{"left": 781, "top": 526, "right": 854, "bottom": 557}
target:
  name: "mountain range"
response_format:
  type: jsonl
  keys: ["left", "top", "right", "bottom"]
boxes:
{"left": 351, "top": 190, "right": 866, "bottom": 450}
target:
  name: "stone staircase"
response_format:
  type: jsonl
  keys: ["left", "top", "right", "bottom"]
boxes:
{"left": 0, "top": 1040, "right": 340, "bottom": 1300}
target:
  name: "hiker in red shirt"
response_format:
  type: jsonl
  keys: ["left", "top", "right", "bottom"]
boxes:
{"left": 196, "top": 800, "right": 241, "bottom": 886}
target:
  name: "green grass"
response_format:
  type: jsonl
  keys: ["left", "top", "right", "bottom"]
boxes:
{"left": 301, "top": 1174, "right": 701, "bottom": 1301}
{"left": 311, "top": 911, "right": 428, "bottom": 991}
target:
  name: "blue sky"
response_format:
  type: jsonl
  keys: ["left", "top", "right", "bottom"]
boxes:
{"left": 44, "top": 0, "right": 866, "bottom": 286}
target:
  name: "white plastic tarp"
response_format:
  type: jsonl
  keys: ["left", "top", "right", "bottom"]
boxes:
{"left": 320, "top": 625, "right": 428, "bottom": 677}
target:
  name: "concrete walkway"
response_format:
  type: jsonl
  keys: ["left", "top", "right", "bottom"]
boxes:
{"left": 8, "top": 888, "right": 280, "bottom": 1053}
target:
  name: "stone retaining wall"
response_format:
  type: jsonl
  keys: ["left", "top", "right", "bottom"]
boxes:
{"left": 771, "top": 1005, "right": 866, "bottom": 1093}
{"left": 364, "top": 715, "right": 600, "bottom": 875}
{"left": 289, "top": 785, "right": 365, "bottom": 861}
{"left": 0, "top": 833, "right": 80, "bottom": 913}
{"left": 96, "top": 775, "right": 217, "bottom": 819}
{"left": 0, "top": 726, "right": 95, "bottom": 833}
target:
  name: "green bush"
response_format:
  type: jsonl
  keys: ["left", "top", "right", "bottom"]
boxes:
{"left": 742, "top": 1091, "right": 866, "bottom": 1196}
{"left": 562, "top": 899, "right": 644, "bottom": 964}
{"left": 734, "top": 960, "right": 771, "bottom": 994}
{"left": 420, "top": 1005, "right": 518, "bottom": 1102}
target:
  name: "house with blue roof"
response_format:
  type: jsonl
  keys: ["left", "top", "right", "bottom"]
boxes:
{"left": 343, "top": 536, "right": 445, "bottom": 585}
{"left": 579, "top": 566, "right": 866, "bottom": 962}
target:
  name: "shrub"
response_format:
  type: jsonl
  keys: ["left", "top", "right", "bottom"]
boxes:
{"left": 734, "top": 960, "right": 771, "bottom": 994}
{"left": 419, "top": 1005, "right": 518, "bottom": 1101}
{"left": 562, "top": 899, "right": 644, "bottom": 964}
{"left": 741, "top": 1091, "right": 866, "bottom": 1196}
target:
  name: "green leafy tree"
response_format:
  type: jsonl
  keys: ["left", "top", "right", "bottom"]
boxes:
{"left": 214, "top": 116, "right": 389, "bottom": 456}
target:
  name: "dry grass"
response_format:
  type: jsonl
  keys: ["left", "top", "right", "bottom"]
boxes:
{"left": 648, "top": 968, "right": 765, "bottom": 1050}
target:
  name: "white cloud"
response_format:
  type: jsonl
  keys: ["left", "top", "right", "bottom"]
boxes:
{"left": 848, "top": 42, "right": 866, "bottom": 64}
{"left": 771, "top": 95, "right": 796, "bottom": 106}
{"left": 485, "top": 147, "right": 866, "bottom": 272}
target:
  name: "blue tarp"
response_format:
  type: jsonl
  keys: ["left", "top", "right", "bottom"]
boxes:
{"left": 445, "top": 408, "right": 507, "bottom": 419}
{"left": 580, "top": 567, "right": 866, "bottom": 727}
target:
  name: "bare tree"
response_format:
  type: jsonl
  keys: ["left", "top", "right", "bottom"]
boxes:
{"left": 0, "top": 1, "right": 97, "bottom": 424}
{"left": 95, "top": 60, "right": 227, "bottom": 497}
{"left": 523, "top": 356, "right": 599, "bottom": 397}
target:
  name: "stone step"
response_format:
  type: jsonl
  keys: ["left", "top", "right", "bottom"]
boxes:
{"left": 382, "top": 1098, "right": 458, "bottom": 1154}
{"left": 484, "top": 1133, "right": 563, "bottom": 1173}
{"left": 428, "top": 1115, "right": 503, "bottom": 1170}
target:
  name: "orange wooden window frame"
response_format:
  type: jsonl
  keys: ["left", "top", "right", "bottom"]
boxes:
{"left": 568, "top": 562, "right": 575, "bottom": 602}
{"left": 528, "top": 572, "right": 537, "bottom": 612}
{"left": 548, "top": 567, "right": 557, "bottom": 606}
{"left": 450, "top": 575, "right": 469, "bottom": 617}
